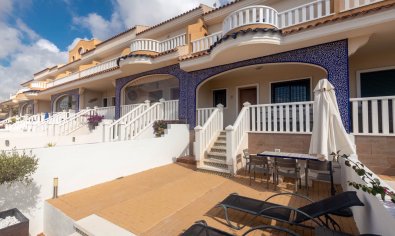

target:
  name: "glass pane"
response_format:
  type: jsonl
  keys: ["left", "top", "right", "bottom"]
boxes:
{"left": 213, "top": 89, "right": 227, "bottom": 107}
{"left": 361, "top": 69, "right": 395, "bottom": 97}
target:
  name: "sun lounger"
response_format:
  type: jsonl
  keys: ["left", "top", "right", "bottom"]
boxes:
{"left": 216, "top": 191, "right": 364, "bottom": 230}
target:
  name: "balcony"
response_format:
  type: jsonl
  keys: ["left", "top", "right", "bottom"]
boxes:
{"left": 130, "top": 33, "right": 186, "bottom": 54}
{"left": 47, "top": 58, "right": 119, "bottom": 88}
{"left": 30, "top": 81, "right": 48, "bottom": 90}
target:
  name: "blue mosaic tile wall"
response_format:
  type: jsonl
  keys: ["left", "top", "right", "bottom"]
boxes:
{"left": 50, "top": 89, "right": 80, "bottom": 112}
{"left": 116, "top": 40, "right": 350, "bottom": 132}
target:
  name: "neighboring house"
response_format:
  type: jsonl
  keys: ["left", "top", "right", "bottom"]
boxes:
{"left": 1, "top": 0, "right": 395, "bottom": 174}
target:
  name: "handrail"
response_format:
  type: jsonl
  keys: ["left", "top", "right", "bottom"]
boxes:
{"left": 195, "top": 105, "right": 224, "bottom": 164}
{"left": 57, "top": 109, "right": 94, "bottom": 136}
{"left": 108, "top": 103, "right": 148, "bottom": 141}
{"left": 350, "top": 95, "right": 395, "bottom": 102}
{"left": 123, "top": 102, "right": 164, "bottom": 141}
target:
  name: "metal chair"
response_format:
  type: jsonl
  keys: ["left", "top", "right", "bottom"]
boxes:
{"left": 242, "top": 149, "right": 251, "bottom": 175}
{"left": 305, "top": 160, "right": 332, "bottom": 194}
{"left": 249, "top": 154, "right": 272, "bottom": 188}
{"left": 274, "top": 158, "right": 303, "bottom": 192}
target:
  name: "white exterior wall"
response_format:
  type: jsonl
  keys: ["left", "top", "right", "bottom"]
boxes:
{"left": 341, "top": 158, "right": 395, "bottom": 235}
{"left": 0, "top": 124, "right": 190, "bottom": 236}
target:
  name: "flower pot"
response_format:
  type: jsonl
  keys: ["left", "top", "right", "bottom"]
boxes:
{"left": 88, "top": 123, "right": 98, "bottom": 130}
{"left": 0, "top": 208, "right": 29, "bottom": 236}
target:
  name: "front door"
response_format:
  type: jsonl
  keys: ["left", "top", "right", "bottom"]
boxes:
{"left": 238, "top": 87, "right": 257, "bottom": 112}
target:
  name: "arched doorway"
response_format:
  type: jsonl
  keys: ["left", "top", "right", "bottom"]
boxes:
{"left": 196, "top": 63, "right": 328, "bottom": 126}
{"left": 53, "top": 94, "right": 78, "bottom": 112}
{"left": 20, "top": 103, "right": 34, "bottom": 116}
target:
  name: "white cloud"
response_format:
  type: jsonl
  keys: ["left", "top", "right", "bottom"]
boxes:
{"left": 67, "top": 37, "right": 89, "bottom": 51}
{"left": 0, "top": 3, "right": 68, "bottom": 100}
{"left": 0, "top": 0, "right": 13, "bottom": 19}
{"left": 74, "top": 0, "right": 217, "bottom": 40}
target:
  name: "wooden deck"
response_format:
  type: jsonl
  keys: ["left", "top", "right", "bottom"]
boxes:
{"left": 48, "top": 164, "right": 359, "bottom": 236}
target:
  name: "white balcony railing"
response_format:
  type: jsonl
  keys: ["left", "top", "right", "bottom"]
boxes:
{"left": 121, "top": 104, "right": 143, "bottom": 117}
{"left": 193, "top": 0, "right": 333, "bottom": 53}
{"left": 249, "top": 101, "right": 314, "bottom": 133}
{"left": 278, "top": 0, "right": 332, "bottom": 28}
{"left": 351, "top": 96, "right": 395, "bottom": 136}
{"left": 162, "top": 100, "right": 179, "bottom": 120}
{"left": 341, "top": 0, "right": 384, "bottom": 12}
{"left": 130, "top": 33, "right": 186, "bottom": 53}
{"left": 30, "top": 81, "right": 47, "bottom": 89}
{"left": 223, "top": 5, "right": 279, "bottom": 35}
{"left": 47, "top": 58, "right": 119, "bottom": 88}
{"left": 94, "top": 106, "right": 116, "bottom": 120}
{"left": 191, "top": 32, "right": 223, "bottom": 53}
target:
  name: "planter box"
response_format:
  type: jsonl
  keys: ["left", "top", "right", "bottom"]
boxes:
{"left": 0, "top": 208, "right": 29, "bottom": 236}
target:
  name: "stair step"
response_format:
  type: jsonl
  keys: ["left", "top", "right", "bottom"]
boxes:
{"left": 210, "top": 147, "right": 226, "bottom": 153}
{"left": 207, "top": 151, "right": 226, "bottom": 157}
{"left": 203, "top": 160, "right": 229, "bottom": 169}
{"left": 214, "top": 140, "right": 226, "bottom": 145}
{"left": 204, "top": 157, "right": 227, "bottom": 164}
{"left": 197, "top": 165, "right": 231, "bottom": 176}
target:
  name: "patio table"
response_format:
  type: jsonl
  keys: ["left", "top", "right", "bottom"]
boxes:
{"left": 257, "top": 151, "right": 336, "bottom": 195}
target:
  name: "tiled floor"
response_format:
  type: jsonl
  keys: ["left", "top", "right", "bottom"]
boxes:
{"left": 48, "top": 164, "right": 359, "bottom": 236}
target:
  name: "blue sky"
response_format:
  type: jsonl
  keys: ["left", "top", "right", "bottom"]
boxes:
{"left": 0, "top": 0, "right": 219, "bottom": 100}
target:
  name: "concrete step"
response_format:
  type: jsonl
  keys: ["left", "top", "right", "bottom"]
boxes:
{"left": 204, "top": 157, "right": 227, "bottom": 165}
{"left": 203, "top": 160, "right": 229, "bottom": 169}
{"left": 210, "top": 146, "right": 226, "bottom": 153}
{"left": 197, "top": 165, "right": 231, "bottom": 177}
{"left": 214, "top": 140, "right": 226, "bottom": 146}
{"left": 207, "top": 151, "right": 226, "bottom": 158}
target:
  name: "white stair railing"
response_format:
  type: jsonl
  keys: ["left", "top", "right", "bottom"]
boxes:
{"left": 57, "top": 109, "right": 94, "bottom": 136}
{"left": 94, "top": 106, "right": 116, "bottom": 120}
{"left": 225, "top": 102, "right": 251, "bottom": 172}
{"left": 194, "top": 104, "right": 224, "bottom": 164}
{"left": 33, "top": 112, "right": 71, "bottom": 132}
{"left": 196, "top": 108, "right": 217, "bottom": 127}
{"left": 121, "top": 104, "right": 143, "bottom": 116}
{"left": 162, "top": 100, "right": 179, "bottom": 120}
{"left": 123, "top": 102, "right": 165, "bottom": 141}
{"left": 351, "top": 96, "right": 395, "bottom": 136}
{"left": 249, "top": 101, "right": 314, "bottom": 133}
{"left": 108, "top": 102, "right": 149, "bottom": 142}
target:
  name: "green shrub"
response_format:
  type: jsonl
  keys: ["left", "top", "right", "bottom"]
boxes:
{"left": 46, "top": 142, "right": 56, "bottom": 148}
{"left": 0, "top": 150, "right": 38, "bottom": 185}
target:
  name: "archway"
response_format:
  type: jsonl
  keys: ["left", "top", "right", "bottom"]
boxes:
{"left": 53, "top": 94, "right": 78, "bottom": 112}
{"left": 196, "top": 63, "right": 328, "bottom": 126}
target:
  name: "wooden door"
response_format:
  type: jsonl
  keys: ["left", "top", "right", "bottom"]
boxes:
{"left": 238, "top": 87, "right": 257, "bottom": 112}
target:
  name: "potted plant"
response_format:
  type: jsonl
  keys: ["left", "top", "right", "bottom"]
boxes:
{"left": 153, "top": 120, "right": 167, "bottom": 137}
{"left": 0, "top": 150, "right": 38, "bottom": 236}
{"left": 87, "top": 114, "right": 104, "bottom": 130}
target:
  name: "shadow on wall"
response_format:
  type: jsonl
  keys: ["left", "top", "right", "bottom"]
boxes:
{"left": 0, "top": 181, "right": 41, "bottom": 214}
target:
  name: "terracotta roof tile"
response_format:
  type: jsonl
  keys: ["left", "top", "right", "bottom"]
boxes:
{"left": 203, "top": 0, "right": 244, "bottom": 16}
{"left": 118, "top": 48, "right": 179, "bottom": 65}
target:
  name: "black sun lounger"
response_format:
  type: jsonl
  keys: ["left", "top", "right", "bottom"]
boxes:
{"left": 181, "top": 220, "right": 299, "bottom": 236}
{"left": 216, "top": 191, "right": 364, "bottom": 231}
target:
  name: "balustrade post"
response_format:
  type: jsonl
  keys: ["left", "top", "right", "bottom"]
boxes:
{"left": 159, "top": 98, "right": 165, "bottom": 119}
{"left": 225, "top": 125, "right": 235, "bottom": 174}
{"left": 194, "top": 125, "right": 203, "bottom": 167}
{"left": 145, "top": 100, "right": 151, "bottom": 108}
{"left": 217, "top": 104, "right": 224, "bottom": 129}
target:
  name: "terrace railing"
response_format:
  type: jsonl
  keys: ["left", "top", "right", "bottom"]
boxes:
{"left": 57, "top": 109, "right": 95, "bottom": 136}
{"left": 130, "top": 33, "right": 186, "bottom": 53}
{"left": 249, "top": 101, "right": 314, "bottom": 133}
{"left": 340, "top": 0, "right": 384, "bottom": 12}
{"left": 121, "top": 104, "right": 143, "bottom": 117}
{"left": 351, "top": 96, "right": 395, "bottom": 136}
{"left": 94, "top": 106, "right": 116, "bottom": 120}
{"left": 191, "top": 32, "right": 223, "bottom": 53}
{"left": 162, "top": 100, "right": 179, "bottom": 120}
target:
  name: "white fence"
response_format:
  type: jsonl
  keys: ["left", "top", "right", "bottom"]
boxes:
{"left": 121, "top": 104, "right": 142, "bottom": 116}
{"left": 108, "top": 103, "right": 148, "bottom": 142}
{"left": 223, "top": 5, "right": 279, "bottom": 35}
{"left": 196, "top": 108, "right": 217, "bottom": 127}
{"left": 194, "top": 105, "right": 224, "bottom": 162}
{"left": 191, "top": 32, "right": 223, "bottom": 53}
{"left": 57, "top": 109, "right": 95, "bottom": 136}
{"left": 47, "top": 59, "right": 118, "bottom": 88}
{"left": 278, "top": 0, "right": 332, "bottom": 28}
{"left": 94, "top": 106, "right": 115, "bottom": 120}
{"left": 351, "top": 96, "right": 395, "bottom": 136}
{"left": 162, "top": 100, "right": 179, "bottom": 120}
{"left": 341, "top": 0, "right": 383, "bottom": 12}
{"left": 130, "top": 33, "right": 186, "bottom": 53}
{"left": 249, "top": 101, "right": 314, "bottom": 133}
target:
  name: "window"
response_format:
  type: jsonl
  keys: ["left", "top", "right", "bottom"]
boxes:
{"left": 170, "top": 88, "right": 180, "bottom": 100}
{"left": 148, "top": 90, "right": 163, "bottom": 102}
{"left": 111, "top": 97, "right": 116, "bottom": 106}
{"left": 360, "top": 69, "right": 395, "bottom": 97}
{"left": 271, "top": 79, "right": 310, "bottom": 103}
{"left": 103, "top": 98, "right": 108, "bottom": 107}
{"left": 213, "top": 89, "right": 227, "bottom": 107}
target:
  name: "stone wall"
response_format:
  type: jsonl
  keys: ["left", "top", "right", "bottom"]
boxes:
{"left": 248, "top": 133, "right": 311, "bottom": 154}
{"left": 355, "top": 136, "right": 395, "bottom": 175}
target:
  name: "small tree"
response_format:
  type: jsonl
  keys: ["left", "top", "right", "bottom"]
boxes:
{"left": 0, "top": 150, "right": 38, "bottom": 185}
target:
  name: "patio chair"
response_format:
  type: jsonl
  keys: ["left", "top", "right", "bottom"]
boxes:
{"left": 216, "top": 191, "right": 364, "bottom": 231}
{"left": 274, "top": 158, "right": 304, "bottom": 192}
{"left": 249, "top": 154, "right": 273, "bottom": 188}
{"left": 242, "top": 149, "right": 251, "bottom": 175}
{"left": 305, "top": 160, "right": 332, "bottom": 194}
{"left": 181, "top": 220, "right": 299, "bottom": 236}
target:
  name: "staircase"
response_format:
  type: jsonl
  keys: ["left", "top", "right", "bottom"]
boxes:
{"left": 199, "top": 131, "right": 232, "bottom": 175}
